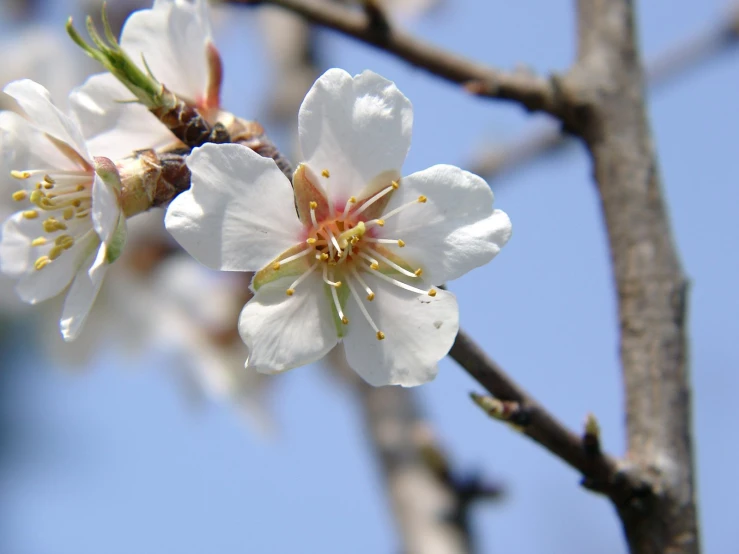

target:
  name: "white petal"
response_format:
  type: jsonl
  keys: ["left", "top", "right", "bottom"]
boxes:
{"left": 382, "top": 165, "right": 512, "bottom": 283}
{"left": 69, "top": 73, "right": 176, "bottom": 159}
{"left": 60, "top": 251, "right": 108, "bottom": 341}
{"left": 3, "top": 79, "right": 90, "bottom": 161}
{"left": 0, "top": 213, "right": 34, "bottom": 276}
{"left": 15, "top": 231, "right": 100, "bottom": 304}
{"left": 343, "top": 280, "right": 458, "bottom": 386}
{"left": 299, "top": 69, "right": 413, "bottom": 202}
{"left": 121, "top": 0, "right": 212, "bottom": 101}
{"left": 0, "top": 102, "right": 81, "bottom": 172}
{"left": 91, "top": 174, "right": 122, "bottom": 244}
{"left": 238, "top": 274, "right": 339, "bottom": 373}
{"left": 165, "top": 143, "right": 303, "bottom": 271}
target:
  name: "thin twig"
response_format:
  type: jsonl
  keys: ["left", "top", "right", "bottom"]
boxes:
{"left": 230, "top": 0, "right": 565, "bottom": 116}
{"left": 470, "top": 5, "right": 739, "bottom": 179}
{"left": 449, "top": 330, "right": 641, "bottom": 498}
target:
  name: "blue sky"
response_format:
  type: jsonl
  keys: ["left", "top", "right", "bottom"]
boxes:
{"left": 1, "top": 1, "right": 738, "bottom": 553}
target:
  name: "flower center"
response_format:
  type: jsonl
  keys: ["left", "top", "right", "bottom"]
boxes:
{"left": 10, "top": 169, "right": 95, "bottom": 270}
{"left": 268, "top": 178, "right": 437, "bottom": 341}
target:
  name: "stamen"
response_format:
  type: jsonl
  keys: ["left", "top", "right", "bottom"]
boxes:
{"left": 324, "top": 227, "right": 343, "bottom": 257}
{"left": 321, "top": 169, "right": 330, "bottom": 178}
{"left": 359, "top": 252, "right": 381, "bottom": 271}
{"left": 365, "top": 268, "right": 436, "bottom": 296}
{"left": 12, "top": 191, "right": 27, "bottom": 201}
{"left": 306, "top": 237, "right": 317, "bottom": 245}
{"left": 43, "top": 218, "right": 67, "bottom": 233}
{"left": 23, "top": 210, "right": 39, "bottom": 220}
{"left": 350, "top": 267, "right": 375, "bottom": 301}
{"left": 379, "top": 195, "right": 428, "bottom": 222}
{"left": 48, "top": 245, "right": 64, "bottom": 260}
{"left": 34, "top": 256, "right": 50, "bottom": 270}
{"left": 322, "top": 265, "right": 341, "bottom": 288}
{"left": 342, "top": 196, "right": 357, "bottom": 218}
{"left": 363, "top": 237, "right": 406, "bottom": 248}
{"left": 365, "top": 218, "right": 385, "bottom": 228}
{"left": 309, "top": 201, "right": 319, "bottom": 229}
{"left": 346, "top": 275, "right": 383, "bottom": 339}
{"left": 365, "top": 248, "right": 419, "bottom": 278}
{"left": 31, "top": 237, "right": 47, "bottom": 247}
{"left": 285, "top": 262, "right": 319, "bottom": 296}
{"left": 330, "top": 279, "right": 349, "bottom": 325}
{"left": 274, "top": 246, "right": 312, "bottom": 269}
{"left": 11, "top": 170, "right": 31, "bottom": 179}
{"left": 352, "top": 184, "right": 397, "bottom": 218}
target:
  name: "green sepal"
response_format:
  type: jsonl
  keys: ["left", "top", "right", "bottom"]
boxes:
{"left": 105, "top": 213, "right": 127, "bottom": 264}
{"left": 66, "top": 8, "right": 167, "bottom": 110}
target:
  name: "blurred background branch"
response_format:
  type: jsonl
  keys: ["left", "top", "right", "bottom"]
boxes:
{"left": 468, "top": 2, "right": 739, "bottom": 180}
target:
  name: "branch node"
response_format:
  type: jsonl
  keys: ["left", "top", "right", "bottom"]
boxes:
{"left": 469, "top": 392, "right": 531, "bottom": 428}
{"left": 583, "top": 412, "right": 601, "bottom": 457}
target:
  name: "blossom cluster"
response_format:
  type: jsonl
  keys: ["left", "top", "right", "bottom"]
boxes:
{"left": 0, "top": 0, "right": 511, "bottom": 387}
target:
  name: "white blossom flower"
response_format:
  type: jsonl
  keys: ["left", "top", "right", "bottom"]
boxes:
{"left": 166, "top": 69, "right": 512, "bottom": 386}
{"left": 0, "top": 80, "right": 126, "bottom": 340}
{"left": 71, "top": 0, "right": 223, "bottom": 159}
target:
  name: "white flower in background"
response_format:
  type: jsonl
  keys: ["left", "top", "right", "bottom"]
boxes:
{"left": 0, "top": 80, "right": 126, "bottom": 340}
{"left": 166, "top": 69, "right": 512, "bottom": 386}
{"left": 72, "top": 0, "right": 223, "bottom": 159}
{"left": 149, "top": 256, "right": 273, "bottom": 434}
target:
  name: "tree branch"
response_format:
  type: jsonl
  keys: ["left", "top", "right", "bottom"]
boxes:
{"left": 450, "top": 330, "right": 645, "bottom": 500}
{"left": 469, "top": 4, "right": 739, "bottom": 180}
{"left": 562, "top": 1, "right": 700, "bottom": 552}
{"left": 231, "top": 0, "right": 565, "bottom": 116}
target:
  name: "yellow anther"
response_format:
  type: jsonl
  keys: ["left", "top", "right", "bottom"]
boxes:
{"left": 43, "top": 218, "right": 67, "bottom": 233}
{"left": 272, "top": 262, "right": 281, "bottom": 270}
{"left": 12, "top": 190, "right": 27, "bottom": 201}
{"left": 341, "top": 316, "right": 349, "bottom": 325}
{"left": 376, "top": 219, "right": 385, "bottom": 227}
{"left": 309, "top": 201, "right": 318, "bottom": 209}
{"left": 76, "top": 184, "right": 85, "bottom": 192}
{"left": 414, "top": 268, "right": 423, "bottom": 277}
{"left": 370, "top": 262, "right": 379, "bottom": 270}
{"left": 55, "top": 235, "right": 74, "bottom": 249}
{"left": 29, "top": 190, "right": 43, "bottom": 204}
{"left": 43, "top": 182, "right": 54, "bottom": 190}
{"left": 34, "top": 256, "right": 51, "bottom": 270}
{"left": 319, "top": 253, "right": 329, "bottom": 261}
{"left": 48, "top": 245, "right": 64, "bottom": 260}
{"left": 367, "top": 292, "right": 375, "bottom": 301}
{"left": 376, "top": 331, "right": 385, "bottom": 340}
{"left": 63, "top": 207, "right": 74, "bottom": 220}
{"left": 418, "top": 195, "right": 427, "bottom": 203}
{"left": 428, "top": 289, "right": 437, "bottom": 297}
{"left": 11, "top": 170, "right": 30, "bottom": 179}
{"left": 31, "top": 237, "right": 47, "bottom": 247}
{"left": 23, "top": 210, "right": 39, "bottom": 220}
{"left": 72, "top": 200, "right": 81, "bottom": 207}
{"left": 321, "top": 169, "right": 330, "bottom": 178}
{"left": 333, "top": 281, "right": 342, "bottom": 288}
{"left": 397, "top": 240, "right": 405, "bottom": 247}
{"left": 286, "top": 288, "right": 295, "bottom": 296}
{"left": 391, "top": 181, "right": 399, "bottom": 189}
{"left": 306, "top": 237, "right": 317, "bottom": 245}
{"left": 349, "top": 196, "right": 356, "bottom": 203}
